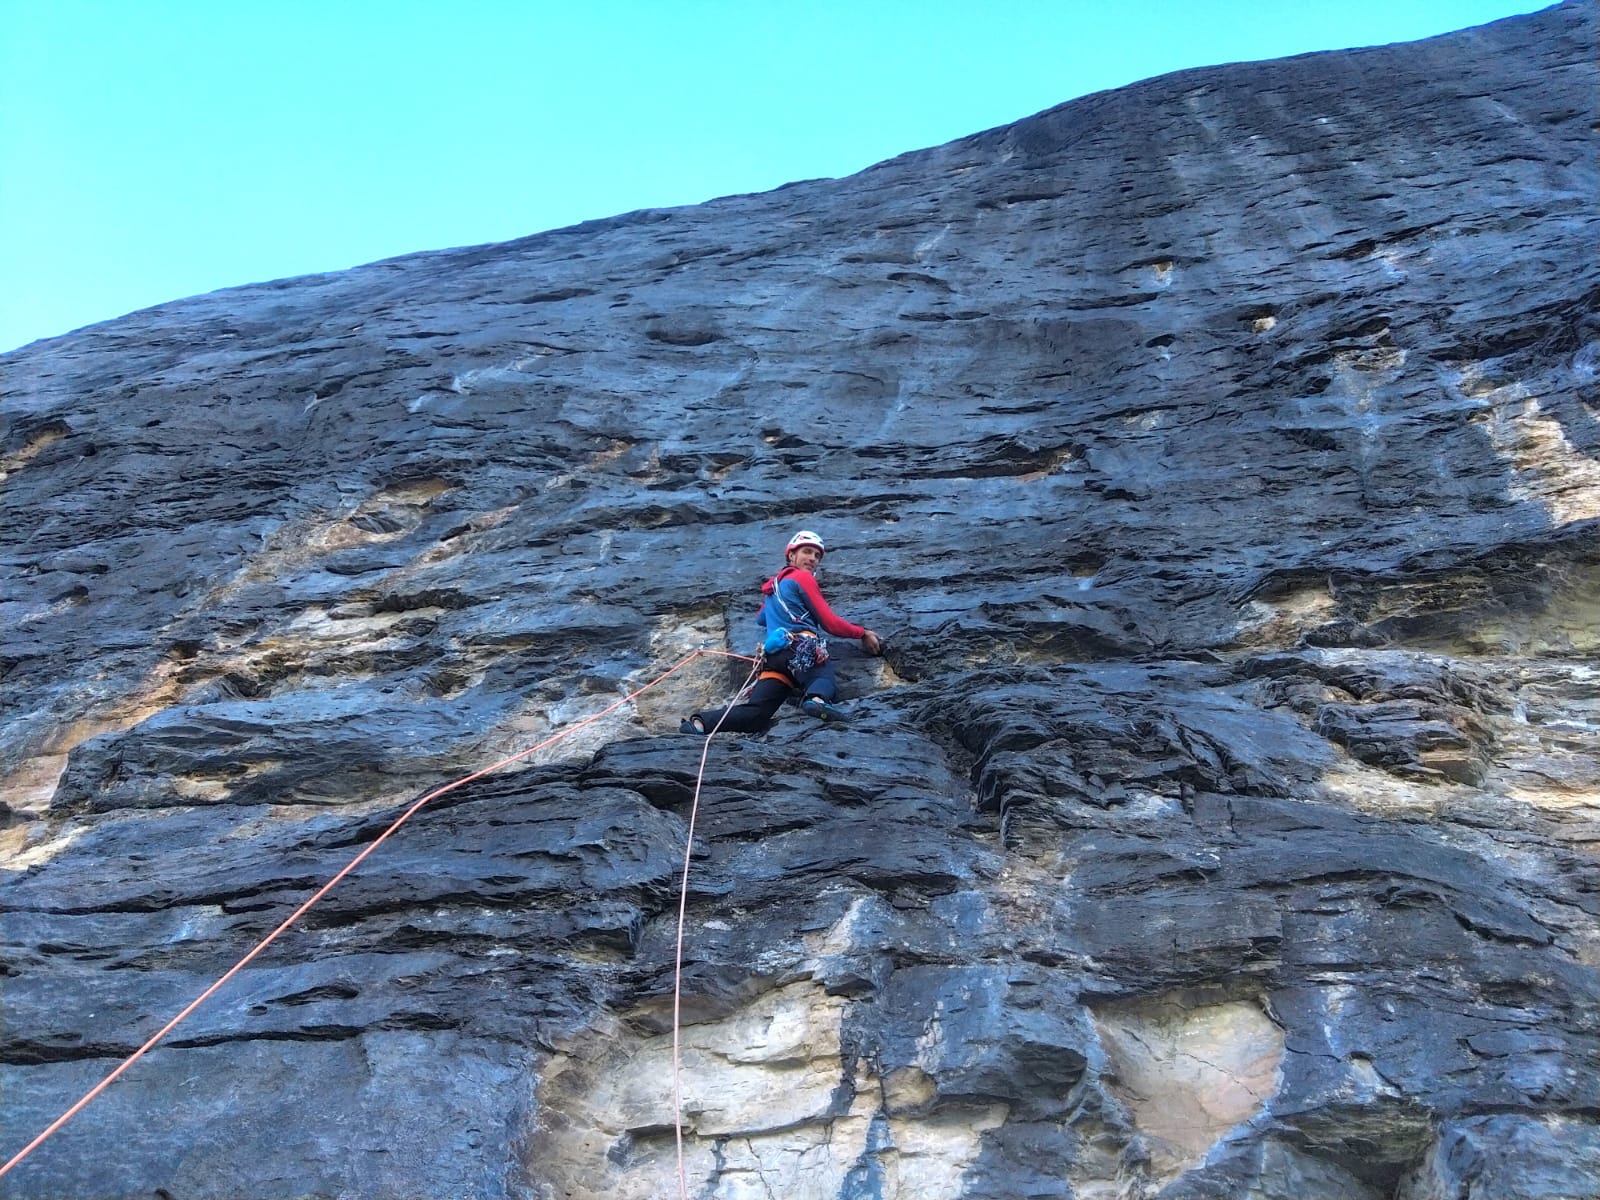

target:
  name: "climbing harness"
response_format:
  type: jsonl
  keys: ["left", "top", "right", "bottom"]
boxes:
{"left": 786, "top": 629, "right": 829, "bottom": 674}
{"left": 760, "top": 628, "right": 828, "bottom": 686}
{"left": 0, "top": 647, "right": 756, "bottom": 1185}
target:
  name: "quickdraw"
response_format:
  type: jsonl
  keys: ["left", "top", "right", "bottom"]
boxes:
{"left": 759, "top": 628, "right": 828, "bottom": 683}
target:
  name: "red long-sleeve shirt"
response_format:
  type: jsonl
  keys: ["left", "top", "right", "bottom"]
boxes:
{"left": 758, "top": 566, "right": 866, "bottom": 640}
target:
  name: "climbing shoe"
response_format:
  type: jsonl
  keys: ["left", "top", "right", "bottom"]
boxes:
{"left": 801, "top": 696, "right": 848, "bottom": 723}
{"left": 679, "top": 716, "right": 707, "bottom": 735}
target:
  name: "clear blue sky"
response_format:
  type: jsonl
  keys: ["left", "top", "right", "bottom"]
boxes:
{"left": 0, "top": 0, "right": 1551, "bottom": 353}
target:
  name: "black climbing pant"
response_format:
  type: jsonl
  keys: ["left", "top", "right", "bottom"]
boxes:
{"left": 693, "top": 657, "right": 838, "bottom": 733}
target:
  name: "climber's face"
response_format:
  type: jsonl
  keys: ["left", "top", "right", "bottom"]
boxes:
{"left": 788, "top": 544, "right": 823, "bottom": 573}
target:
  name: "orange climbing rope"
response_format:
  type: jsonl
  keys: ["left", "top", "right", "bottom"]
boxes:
{"left": 0, "top": 647, "right": 755, "bottom": 1183}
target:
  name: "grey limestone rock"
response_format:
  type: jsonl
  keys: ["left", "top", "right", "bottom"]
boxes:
{"left": 2, "top": 3, "right": 1598, "bottom": 1198}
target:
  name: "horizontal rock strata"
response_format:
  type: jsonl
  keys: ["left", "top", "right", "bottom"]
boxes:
{"left": 2, "top": 3, "right": 1597, "bottom": 1198}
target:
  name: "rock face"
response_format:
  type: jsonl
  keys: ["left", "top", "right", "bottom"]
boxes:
{"left": 3, "top": 4, "right": 1597, "bottom": 1198}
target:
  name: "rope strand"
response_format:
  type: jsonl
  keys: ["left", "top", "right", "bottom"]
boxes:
{"left": 671, "top": 656, "right": 762, "bottom": 1200}
{"left": 0, "top": 647, "right": 753, "bottom": 1182}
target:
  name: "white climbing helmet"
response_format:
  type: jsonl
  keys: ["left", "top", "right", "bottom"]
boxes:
{"left": 785, "top": 529, "right": 825, "bottom": 557}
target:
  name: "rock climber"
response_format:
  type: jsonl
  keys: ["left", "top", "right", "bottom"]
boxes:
{"left": 681, "top": 529, "right": 883, "bottom": 734}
